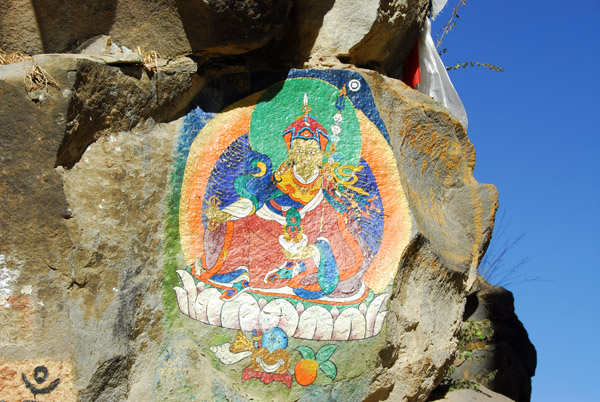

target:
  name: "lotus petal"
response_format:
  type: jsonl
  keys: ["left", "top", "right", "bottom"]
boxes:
{"left": 330, "top": 306, "right": 340, "bottom": 320}
{"left": 295, "top": 305, "right": 333, "bottom": 340}
{"left": 176, "top": 269, "right": 197, "bottom": 295}
{"left": 221, "top": 293, "right": 258, "bottom": 330}
{"left": 173, "top": 286, "right": 189, "bottom": 316}
{"left": 194, "top": 287, "right": 221, "bottom": 324}
{"left": 176, "top": 270, "right": 198, "bottom": 319}
{"left": 259, "top": 299, "right": 299, "bottom": 337}
{"left": 238, "top": 297, "right": 260, "bottom": 332}
{"left": 207, "top": 294, "right": 226, "bottom": 326}
{"left": 373, "top": 311, "right": 388, "bottom": 337}
{"left": 332, "top": 307, "right": 366, "bottom": 340}
{"left": 366, "top": 293, "right": 389, "bottom": 337}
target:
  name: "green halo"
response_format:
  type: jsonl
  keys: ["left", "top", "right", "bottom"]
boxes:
{"left": 249, "top": 78, "right": 361, "bottom": 169}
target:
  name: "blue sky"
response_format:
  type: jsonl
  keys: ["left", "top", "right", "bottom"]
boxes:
{"left": 432, "top": 1, "right": 600, "bottom": 400}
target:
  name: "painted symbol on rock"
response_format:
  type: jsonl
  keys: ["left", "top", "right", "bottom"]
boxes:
{"left": 210, "top": 328, "right": 337, "bottom": 388}
{"left": 216, "top": 328, "right": 294, "bottom": 388}
{"left": 348, "top": 79, "right": 361, "bottom": 92}
{"left": 21, "top": 365, "right": 60, "bottom": 399}
{"left": 173, "top": 71, "right": 412, "bottom": 352}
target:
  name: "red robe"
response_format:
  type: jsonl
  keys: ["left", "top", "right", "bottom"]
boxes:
{"left": 202, "top": 194, "right": 366, "bottom": 298}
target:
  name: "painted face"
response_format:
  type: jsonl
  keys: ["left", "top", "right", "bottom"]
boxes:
{"left": 289, "top": 139, "right": 323, "bottom": 171}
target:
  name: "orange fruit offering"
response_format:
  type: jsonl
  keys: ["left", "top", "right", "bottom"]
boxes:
{"left": 294, "top": 359, "right": 319, "bottom": 385}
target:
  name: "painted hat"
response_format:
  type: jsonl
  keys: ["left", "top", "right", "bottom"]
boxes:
{"left": 281, "top": 93, "right": 329, "bottom": 151}
{"left": 282, "top": 116, "right": 330, "bottom": 151}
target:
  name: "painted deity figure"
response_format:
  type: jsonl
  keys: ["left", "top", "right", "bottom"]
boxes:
{"left": 196, "top": 92, "right": 380, "bottom": 302}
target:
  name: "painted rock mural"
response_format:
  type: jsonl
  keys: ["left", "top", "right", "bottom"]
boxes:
{"left": 166, "top": 70, "right": 412, "bottom": 393}
{"left": 0, "top": 8, "right": 529, "bottom": 395}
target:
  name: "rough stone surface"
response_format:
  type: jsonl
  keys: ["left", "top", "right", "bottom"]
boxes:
{"left": 0, "top": 3, "right": 535, "bottom": 401}
{"left": 174, "top": 0, "right": 293, "bottom": 57}
{"left": 35, "top": 54, "right": 203, "bottom": 168}
{"left": 0, "top": 0, "right": 292, "bottom": 58}
{"left": 1, "top": 0, "right": 426, "bottom": 77}
{"left": 0, "top": 0, "right": 119, "bottom": 55}
{"left": 310, "top": 0, "right": 430, "bottom": 76}
{"left": 0, "top": 55, "right": 196, "bottom": 400}
{"left": 442, "top": 277, "right": 537, "bottom": 402}
{"left": 0, "top": 61, "right": 499, "bottom": 401}
{"left": 434, "top": 385, "right": 515, "bottom": 402}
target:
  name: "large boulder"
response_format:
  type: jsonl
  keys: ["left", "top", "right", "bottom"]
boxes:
{"left": 434, "top": 385, "right": 515, "bottom": 402}
{"left": 0, "top": 0, "right": 293, "bottom": 57}
{"left": 0, "top": 2, "right": 532, "bottom": 401}
{"left": 0, "top": 55, "right": 497, "bottom": 400}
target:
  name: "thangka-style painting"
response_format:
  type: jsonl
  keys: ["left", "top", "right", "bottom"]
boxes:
{"left": 167, "top": 70, "right": 412, "bottom": 389}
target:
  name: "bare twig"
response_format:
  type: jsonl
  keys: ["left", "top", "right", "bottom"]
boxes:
{"left": 478, "top": 211, "right": 544, "bottom": 288}
{"left": 434, "top": 3, "right": 505, "bottom": 73}
{"left": 1, "top": 49, "right": 59, "bottom": 92}
{"left": 136, "top": 46, "right": 170, "bottom": 72}
{"left": 435, "top": 0, "right": 466, "bottom": 50}
{"left": 24, "top": 61, "right": 59, "bottom": 92}
{"left": 0, "top": 49, "right": 34, "bottom": 65}
{"left": 446, "top": 61, "right": 504, "bottom": 72}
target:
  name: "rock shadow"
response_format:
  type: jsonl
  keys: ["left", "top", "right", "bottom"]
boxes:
{"left": 31, "top": 0, "right": 118, "bottom": 53}
{"left": 174, "top": 0, "right": 293, "bottom": 57}
{"left": 256, "top": 0, "right": 337, "bottom": 68}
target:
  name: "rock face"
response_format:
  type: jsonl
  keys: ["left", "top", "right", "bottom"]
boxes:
{"left": 0, "top": 2, "right": 535, "bottom": 401}
{"left": 435, "top": 385, "right": 515, "bottom": 402}
{"left": 0, "top": 54, "right": 200, "bottom": 400}
{"left": 1, "top": 0, "right": 428, "bottom": 77}
{"left": 438, "top": 277, "right": 537, "bottom": 402}
{"left": 2, "top": 0, "right": 290, "bottom": 57}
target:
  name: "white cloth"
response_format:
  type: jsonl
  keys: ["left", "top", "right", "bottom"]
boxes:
{"left": 416, "top": 17, "right": 468, "bottom": 130}
{"left": 431, "top": 0, "right": 449, "bottom": 20}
